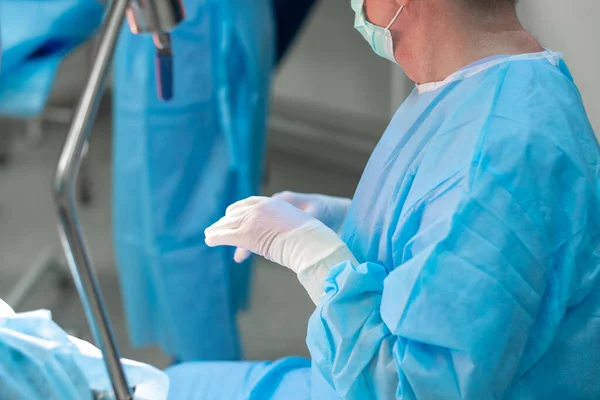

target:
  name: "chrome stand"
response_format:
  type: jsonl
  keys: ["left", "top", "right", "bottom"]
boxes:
{"left": 53, "top": 0, "right": 132, "bottom": 398}
{"left": 53, "top": 0, "right": 185, "bottom": 395}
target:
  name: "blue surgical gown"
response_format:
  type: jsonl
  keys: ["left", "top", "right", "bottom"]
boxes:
{"left": 167, "top": 52, "right": 600, "bottom": 399}
{"left": 113, "top": 0, "right": 274, "bottom": 361}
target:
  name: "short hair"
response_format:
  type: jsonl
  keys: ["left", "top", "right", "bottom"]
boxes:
{"left": 462, "top": 0, "right": 518, "bottom": 12}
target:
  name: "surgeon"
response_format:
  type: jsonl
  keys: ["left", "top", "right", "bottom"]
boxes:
{"left": 112, "top": 0, "right": 319, "bottom": 363}
{"left": 166, "top": 0, "right": 600, "bottom": 398}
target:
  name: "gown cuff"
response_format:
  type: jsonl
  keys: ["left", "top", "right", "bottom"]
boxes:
{"left": 297, "top": 244, "right": 358, "bottom": 305}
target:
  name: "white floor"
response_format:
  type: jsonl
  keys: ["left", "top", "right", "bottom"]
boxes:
{"left": 0, "top": 104, "right": 362, "bottom": 370}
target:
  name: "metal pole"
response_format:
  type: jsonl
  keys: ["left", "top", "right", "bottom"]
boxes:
{"left": 52, "top": 0, "right": 132, "bottom": 398}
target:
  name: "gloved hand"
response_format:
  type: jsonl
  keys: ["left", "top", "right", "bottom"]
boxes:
{"left": 273, "top": 191, "right": 351, "bottom": 232}
{"left": 205, "top": 196, "right": 357, "bottom": 304}
{"left": 233, "top": 191, "right": 351, "bottom": 263}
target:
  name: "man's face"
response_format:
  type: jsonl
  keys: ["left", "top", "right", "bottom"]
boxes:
{"left": 363, "top": 0, "right": 402, "bottom": 28}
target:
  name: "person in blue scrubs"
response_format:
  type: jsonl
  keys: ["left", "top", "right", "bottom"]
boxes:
{"left": 170, "top": 0, "right": 600, "bottom": 398}
{"left": 112, "top": 0, "right": 318, "bottom": 363}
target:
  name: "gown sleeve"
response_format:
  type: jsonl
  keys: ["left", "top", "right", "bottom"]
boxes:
{"left": 306, "top": 167, "right": 560, "bottom": 399}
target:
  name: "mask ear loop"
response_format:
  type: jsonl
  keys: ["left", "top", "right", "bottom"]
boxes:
{"left": 386, "top": 6, "right": 404, "bottom": 29}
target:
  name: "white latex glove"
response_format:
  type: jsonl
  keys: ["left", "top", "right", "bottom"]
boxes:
{"left": 205, "top": 196, "right": 357, "bottom": 304}
{"left": 274, "top": 191, "right": 351, "bottom": 232}
{"left": 233, "top": 192, "right": 351, "bottom": 263}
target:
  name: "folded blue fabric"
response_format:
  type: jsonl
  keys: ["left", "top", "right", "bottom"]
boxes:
{"left": 0, "top": 298, "right": 169, "bottom": 399}
{"left": 0, "top": 0, "right": 104, "bottom": 117}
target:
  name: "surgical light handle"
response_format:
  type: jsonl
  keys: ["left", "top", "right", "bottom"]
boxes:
{"left": 53, "top": 0, "right": 184, "bottom": 399}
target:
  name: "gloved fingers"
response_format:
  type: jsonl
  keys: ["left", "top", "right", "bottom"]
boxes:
{"left": 222, "top": 205, "right": 252, "bottom": 221}
{"left": 205, "top": 227, "right": 243, "bottom": 247}
{"left": 225, "top": 196, "right": 267, "bottom": 216}
{"left": 234, "top": 247, "right": 253, "bottom": 263}
{"left": 206, "top": 213, "right": 243, "bottom": 234}
{"left": 303, "top": 204, "right": 319, "bottom": 218}
{"left": 273, "top": 191, "right": 307, "bottom": 209}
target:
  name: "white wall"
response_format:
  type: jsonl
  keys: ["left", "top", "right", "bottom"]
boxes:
{"left": 517, "top": 1, "right": 600, "bottom": 132}
{"left": 274, "top": 1, "right": 600, "bottom": 133}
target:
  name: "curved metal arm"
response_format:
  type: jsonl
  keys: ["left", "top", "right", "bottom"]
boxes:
{"left": 53, "top": 0, "right": 132, "bottom": 398}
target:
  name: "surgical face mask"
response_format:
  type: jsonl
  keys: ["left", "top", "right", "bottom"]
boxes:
{"left": 352, "top": 1, "right": 404, "bottom": 64}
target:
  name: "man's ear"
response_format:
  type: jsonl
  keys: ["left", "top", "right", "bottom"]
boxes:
{"left": 396, "top": 0, "right": 415, "bottom": 6}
